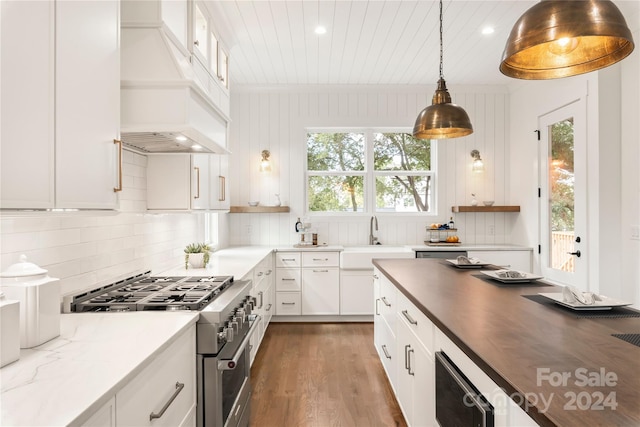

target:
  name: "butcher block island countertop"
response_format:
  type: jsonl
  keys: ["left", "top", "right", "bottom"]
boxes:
{"left": 373, "top": 258, "right": 640, "bottom": 427}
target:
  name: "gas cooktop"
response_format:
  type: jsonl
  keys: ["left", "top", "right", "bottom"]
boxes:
{"left": 67, "top": 272, "right": 234, "bottom": 312}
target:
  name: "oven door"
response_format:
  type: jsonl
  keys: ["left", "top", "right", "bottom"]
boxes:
{"left": 198, "top": 315, "right": 260, "bottom": 427}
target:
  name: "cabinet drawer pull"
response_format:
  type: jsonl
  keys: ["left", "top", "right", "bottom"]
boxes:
{"left": 407, "top": 348, "right": 415, "bottom": 376}
{"left": 312, "top": 269, "right": 329, "bottom": 273}
{"left": 373, "top": 274, "right": 379, "bottom": 279}
{"left": 375, "top": 299, "right": 380, "bottom": 315}
{"left": 266, "top": 303, "right": 272, "bottom": 312}
{"left": 281, "top": 278, "right": 296, "bottom": 281}
{"left": 401, "top": 309, "right": 418, "bottom": 325}
{"left": 281, "top": 258, "right": 296, "bottom": 261}
{"left": 194, "top": 167, "right": 200, "bottom": 199}
{"left": 257, "top": 271, "right": 264, "bottom": 277}
{"left": 312, "top": 258, "right": 328, "bottom": 261}
{"left": 149, "top": 381, "right": 184, "bottom": 421}
{"left": 113, "top": 139, "right": 123, "bottom": 192}
{"left": 219, "top": 175, "right": 225, "bottom": 201}
{"left": 281, "top": 302, "right": 296, "bottom": 305}
{"left": 381, "top": 344, "right": 392, "bottom": 359}
{"left": 404, "top": 345, "right": 410, "bottom": 370}
{"left": 266, "top": 269, "right": 272, "bottom": 275}
{"left": 258, "top": 291, "right": 264, "bottom": 309}
{"left": 381, "top": 297, "right": 391, "bottom": 307}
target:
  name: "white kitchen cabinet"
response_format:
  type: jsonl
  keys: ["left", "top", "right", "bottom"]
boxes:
{"left": 147, "top": 154, "right": 227, "bottom": 211}
{"left": 301, "top": 252, "right": 340, "bottom": 315}
{"left": 373, "top": 268, "right": 397, "bottom": 389}
{"left": 210, "top": 155, "right": 229, "bottom": 210}
{"left": 302, "top": 268, "right": 340, "bottom": 315}
{"left": 340, "top": 270, "right": 374, "bottom": 315}
{"left": 116, "top": 325, "right": 196, "bottom": 427}
{"left": 396, "top": 318, "right": 435, "bottom": 427}
{"left": 249, "top": 253, "right": 274, "bottom": 364}
{"left": 1, "top": 0, "right": 120, "bottom": 210}
{"left": 81, "top": 397, "right": 115, "bottom": 427}
{"left": 467, "top": 250, "right": 532, "bottom": 272}
{"left": 275, "top": 252, "right": 301, "bottom": 315}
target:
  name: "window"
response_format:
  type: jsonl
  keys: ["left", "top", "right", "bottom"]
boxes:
{"left": 306, "top": 130, "right": 434, "bottom": 214}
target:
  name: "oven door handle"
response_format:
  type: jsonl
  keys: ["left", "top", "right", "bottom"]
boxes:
{"left": 217, "top": 315, "right": 261, "bottom": 370}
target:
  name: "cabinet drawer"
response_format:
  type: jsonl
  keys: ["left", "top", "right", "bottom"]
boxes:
{"left": 397, "top": 291, "right": 434, "bottom": 356}
{"left": 116, "top": 326, "right": 196, "bottom": 427}
{"left": 379, "top": 276, "right": 397, "bottom": 334}
{"left": 302, "top": 252, "right": 339, "bottom": 267}
{"left": 377, "top": 319, "right": 396, "bottom": 388}
{"left": 275, "top": 252, "right": 301, "bottom": 268}
{"left": 276, "top": 292, "right": 301, "bottom": 315}
{"left": 276, "top": 269, "right": 301, "bottom": 291}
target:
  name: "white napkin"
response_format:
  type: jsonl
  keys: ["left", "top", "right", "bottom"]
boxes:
{"left": 456, "top": 255, "right": 481, "bottom": 265}
{"left": 495, "top": 269, "right": 526, "bottom": 279}
{"left": 562, "top": 286, "right": 600, "bottom": 305}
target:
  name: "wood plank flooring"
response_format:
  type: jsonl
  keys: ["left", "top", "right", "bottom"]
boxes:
{"left": 249, "top": 323, "right": 407, "bottom": 427}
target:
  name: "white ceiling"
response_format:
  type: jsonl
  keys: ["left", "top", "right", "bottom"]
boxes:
{"left": 212, "top": 0, "right": 640, "bottom": 87}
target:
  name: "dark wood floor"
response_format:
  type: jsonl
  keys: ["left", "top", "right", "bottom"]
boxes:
{"left": 249, "top": 322, "right": 407, "bottom": 427}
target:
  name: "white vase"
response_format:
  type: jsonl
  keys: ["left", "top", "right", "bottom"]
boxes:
{"left": 187, "top": 253, "right": 206, "bottom": 269}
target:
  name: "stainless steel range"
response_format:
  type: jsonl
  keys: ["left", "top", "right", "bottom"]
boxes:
{"left": 64, "top": 271, "right": 259, "bottom": 427}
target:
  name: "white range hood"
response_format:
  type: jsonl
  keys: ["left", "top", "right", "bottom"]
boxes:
{"left": 120, "top": 25, "right": 230, "bottom": 154}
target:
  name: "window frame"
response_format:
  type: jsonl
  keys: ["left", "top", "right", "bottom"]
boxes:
{"left": 305, "top": 128, "right": 438, "bottom": 216}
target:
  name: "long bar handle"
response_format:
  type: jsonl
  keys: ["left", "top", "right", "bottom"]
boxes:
{"left": 219, "top": 175, "right": 225, "bottom": 201}
{"left": 381, "top": 345, "right": 392, "bottom": 359}
{"left": 401, "top": 309, "right": 418, "bottom": 325}
{"left": 149, "top": 382, "right": 184, "bottom": 421}
{"left": 194, "top": 167, "right": 200, "bottom": 199}
{"left": 407, "top": 348, "right": 415, "bottom": 376}
{"left": 381, "top": 297, "right": 391, "bottom": 307}
{"left": 113, "top": 139, "right": 123, "bottom": 192}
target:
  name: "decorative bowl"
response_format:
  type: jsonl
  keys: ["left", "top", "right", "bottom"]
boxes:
{"left": 483, "top": 201, "right": 495, "bottom": 206}
{"left": 248, "top": 201, "right": 259, "bottom": 207}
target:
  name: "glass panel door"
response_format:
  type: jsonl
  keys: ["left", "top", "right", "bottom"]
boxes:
{"left": 539, "top": 100, "right": 587, "bottom": 287}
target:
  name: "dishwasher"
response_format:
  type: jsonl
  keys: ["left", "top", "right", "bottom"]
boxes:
{"left": 415, "top": 250, "right": 467, "bottom": 259}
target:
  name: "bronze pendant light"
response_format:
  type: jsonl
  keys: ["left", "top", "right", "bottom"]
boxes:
{"left": 413, "top": 0, "right": 473, "bottom": 140}
{"left": 500, "top": 0, "right": 635, "bottom": 80}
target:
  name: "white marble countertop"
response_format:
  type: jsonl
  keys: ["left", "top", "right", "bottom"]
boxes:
{"left": 0, "top": 312, "right": 198, "bottom": 426}
{"left": 159, "top": 246, "right": 274, "bottom": 279}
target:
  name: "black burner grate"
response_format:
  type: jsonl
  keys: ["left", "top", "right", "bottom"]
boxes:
{"left": 612, "top": 334, "right": 640, "bottom": 348}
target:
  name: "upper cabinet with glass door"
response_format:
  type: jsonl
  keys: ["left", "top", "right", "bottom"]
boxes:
{"left": 190, "top": 2, "right": 230, "bottom": 114}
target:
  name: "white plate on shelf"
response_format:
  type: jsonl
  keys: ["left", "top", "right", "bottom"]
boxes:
{"left": 445, "top": 259, "right": 490, "bottom": 268}
{"left": 480, "top": 270, "right": 543, "bottom": 283}
{"left": 538, "top": 293, "right": 633, "bottom": 311}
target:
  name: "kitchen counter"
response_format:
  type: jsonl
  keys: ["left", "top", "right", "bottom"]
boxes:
{"left": 373, "top": 258, "right": 640, "bottom": 427}
{"left": 159, "top": 246, "right": 274, "bottom": 278}
{"left": 410, "top": 243, "right": 533, "bottom": 251}
{"left": 0, "top": 312, "right": 198, "bottom": 426}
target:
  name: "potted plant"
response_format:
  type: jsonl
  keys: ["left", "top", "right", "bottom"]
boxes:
{"left": 184, "top": 243, "right": 211, "bottom": 269}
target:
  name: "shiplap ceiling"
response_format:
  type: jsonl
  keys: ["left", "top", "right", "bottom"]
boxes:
{"left": 212, "top": 0, "right": 639, "bottom": 86}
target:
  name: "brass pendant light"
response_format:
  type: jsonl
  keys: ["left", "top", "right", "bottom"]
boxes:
{"left": 413, "top": 0, "right": 473, "bottom": 140}
{"left": 500, "top": 0, "right": 635, "bottom": 80}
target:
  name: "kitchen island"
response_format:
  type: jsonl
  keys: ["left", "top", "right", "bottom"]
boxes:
{"left": 373, "top": 258, "right": 640, "bottom": 427}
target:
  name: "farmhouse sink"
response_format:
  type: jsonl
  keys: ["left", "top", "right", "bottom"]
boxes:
{"left": 340, "top": 246, "right": 415, "bottom": 270}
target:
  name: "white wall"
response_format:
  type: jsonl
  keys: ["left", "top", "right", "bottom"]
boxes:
{"left": 227, "top": 84, "right": 516, "bottom": 247}
{"left": 0, "top": 150, "right": 204, "bottom": 297}
{"left": 508, "top": 30, "right": 640, "bottom": 306}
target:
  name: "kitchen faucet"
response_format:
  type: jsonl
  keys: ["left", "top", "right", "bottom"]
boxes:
{"left": 369, "top": 216, "right": 379, "bottom": 245}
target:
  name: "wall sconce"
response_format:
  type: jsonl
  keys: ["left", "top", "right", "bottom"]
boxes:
{"left": 470, "top": 150, "right": 484, "bottom": 173}
{"left": 260, "top": 150, "right": 271, "bottom": 172}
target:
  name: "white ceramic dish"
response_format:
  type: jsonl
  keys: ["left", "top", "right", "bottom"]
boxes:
{"left": 445, "top": 259, "right": 490, "bottom": 268}
{"left": 538, "top": 292, "right": 633, "bottom": 311}
{"left": 480, "top": 270, "right": 543, "bottom": 283}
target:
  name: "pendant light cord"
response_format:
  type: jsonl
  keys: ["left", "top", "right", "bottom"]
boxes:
{"left": 439, "top": 0, "right": 443, "bottom": 80}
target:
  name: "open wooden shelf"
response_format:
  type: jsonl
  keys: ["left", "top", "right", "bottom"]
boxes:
{"left": 229, "top": 206, "right": 290, "bottom": 213}
{"left": 452, "top": 205, "right": 520, "bottom": 213}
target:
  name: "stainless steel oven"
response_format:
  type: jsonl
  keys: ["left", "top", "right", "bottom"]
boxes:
{"left": 196, "top": 280, "right": 260, "bottom": 427}
{"left": 435, "top": 351, "right": 494, "bottom": 427}
{"left": 64, "top": 272, "right": 259, "bottom": 427}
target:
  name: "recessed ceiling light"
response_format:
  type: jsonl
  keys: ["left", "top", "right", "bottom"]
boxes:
{"left": 315, "top": 26, "right": 327, "bottom": 35}
{"left": 192, "top": 144, "right": 203, "bottom": 150}
{"left": 176, "top": 135, "right": 188, "bottom": 142}
{"left": 481, "top": 26, "right": 495, "bottom": 35}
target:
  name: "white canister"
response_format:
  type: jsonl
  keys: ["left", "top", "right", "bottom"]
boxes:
{"left": 0, "top": 255, "right": 60, "bottom": 348}
{"left": 0, "top": 292, "right": 20, "bottom": 367}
